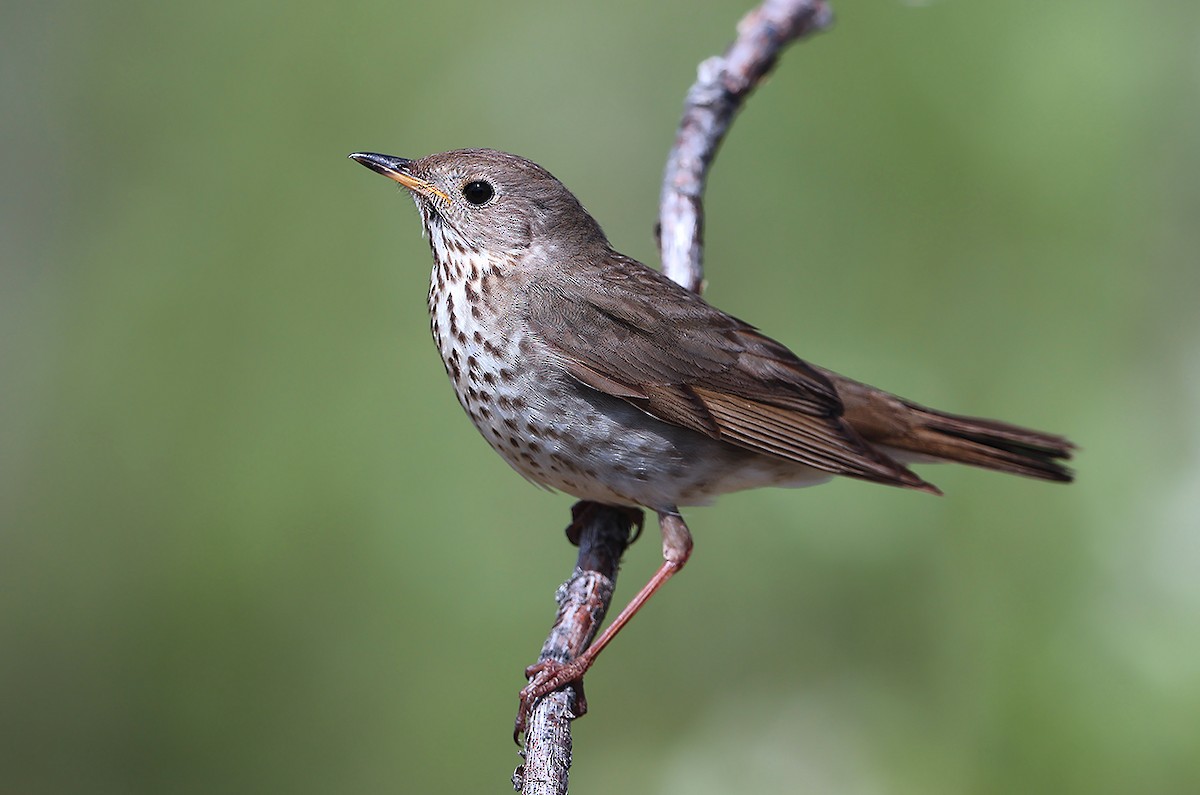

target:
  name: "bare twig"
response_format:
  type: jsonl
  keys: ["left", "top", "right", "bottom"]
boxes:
{"left": 659, "top": 0, "right": 833, "bottom": 292}
{"left": 514, "top": 504, "right": 636, "bottom": 795}
{"left": 516, "top": 2, "right": 833, "bottom": 791}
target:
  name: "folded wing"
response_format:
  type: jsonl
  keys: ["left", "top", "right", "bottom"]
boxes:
{"left": 522, "top": 254, "right": 936, "bottom": 492}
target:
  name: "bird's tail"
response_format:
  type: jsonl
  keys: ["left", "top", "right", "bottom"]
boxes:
{"left": 882, "top": 402, "right": 1075, "bottom": 482}
{"left": 824, "top": 369, "right": 1075, "bottom": 484}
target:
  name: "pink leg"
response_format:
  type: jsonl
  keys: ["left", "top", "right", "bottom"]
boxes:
{"left": 516, "top": 510, "right": 693, "bottom": 735}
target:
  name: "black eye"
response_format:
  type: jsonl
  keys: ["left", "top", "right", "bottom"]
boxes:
{"left": 462, "top": 180, "right": 494, "bottom": 205}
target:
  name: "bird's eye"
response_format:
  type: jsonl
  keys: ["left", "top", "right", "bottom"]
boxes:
{"left": 462, "top": 180, "right": 494, "bottom": 205}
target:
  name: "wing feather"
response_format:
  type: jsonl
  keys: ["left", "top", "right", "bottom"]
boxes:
{"left": 523, "top": 254, "right": 931, "bottom": 490}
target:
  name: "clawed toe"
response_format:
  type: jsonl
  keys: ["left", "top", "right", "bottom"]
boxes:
{"left": 513, "top": 659, "right": 590, "bottom": 742}
{"left": 565, "top": 501, "right": 645, "bottom": 546}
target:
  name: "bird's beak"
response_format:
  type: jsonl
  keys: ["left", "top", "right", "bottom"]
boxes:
{"left": 349, "top": 152, "right": 449, "bottom": 201}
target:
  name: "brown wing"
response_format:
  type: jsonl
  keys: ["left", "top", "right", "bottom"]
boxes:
{"left": 522, "top": 254, "right": 935, "bottom": 491}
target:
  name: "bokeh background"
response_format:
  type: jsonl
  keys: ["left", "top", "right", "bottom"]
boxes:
{"left": 4, "top": 0, "right": 1199, "bottom": 792}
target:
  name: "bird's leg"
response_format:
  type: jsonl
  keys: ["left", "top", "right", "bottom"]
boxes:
{"left": 517, "top": 509, "right": 693, "bottom": 736}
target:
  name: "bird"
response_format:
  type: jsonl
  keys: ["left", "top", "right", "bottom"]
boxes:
{"left": 349, "top": 147, "right": 1074, "bottom": 728}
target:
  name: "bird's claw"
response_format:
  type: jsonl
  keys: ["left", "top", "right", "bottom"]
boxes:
{"left": 565, "top": 501, "right": 645, "bottom": 546}
{"left": 513, "top": 658, "right": 589, "bottom": 743}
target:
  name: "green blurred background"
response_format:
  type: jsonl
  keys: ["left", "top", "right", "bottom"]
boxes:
{"left": 3, "top": 0, "right": 1198, "bottom": 792}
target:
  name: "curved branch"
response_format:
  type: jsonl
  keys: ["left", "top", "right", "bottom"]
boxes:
{"left": 659, "top": 0, "right": 833, "bottom": 293}
{"left": 514, "top": 505, "right": 635, "bottom": 794}
{"left": 516, "top": 2, "right": 833, "bottom": 792}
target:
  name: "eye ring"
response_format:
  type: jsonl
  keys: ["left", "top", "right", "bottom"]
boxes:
{"left": 461, "top": 180, "right": 494, "bottom": 206}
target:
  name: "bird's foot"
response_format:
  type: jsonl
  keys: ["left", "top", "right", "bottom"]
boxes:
{"left": 565, "top": 501, "right": 645, "bottom": 546}
{"left": 513, "top": 657, "right": 590, "bottom": 742}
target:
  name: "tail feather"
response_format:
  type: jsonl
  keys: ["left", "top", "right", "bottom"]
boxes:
{"left": 893, "top": 402, "right": 1075, "bottom": 483}
{"left": 820, "top": 368, "right": 1076, "bottom": 485}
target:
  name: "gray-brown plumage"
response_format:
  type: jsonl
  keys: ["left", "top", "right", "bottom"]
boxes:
{"left": 349, "top": 147, "right": 1075, "bottom": 724}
